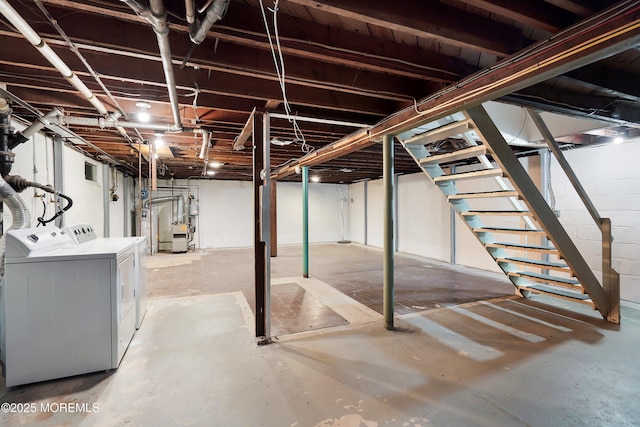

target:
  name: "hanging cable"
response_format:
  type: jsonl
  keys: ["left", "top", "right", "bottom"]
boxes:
{"left": 259, "top": 0, "right": 311, "bottom": 154}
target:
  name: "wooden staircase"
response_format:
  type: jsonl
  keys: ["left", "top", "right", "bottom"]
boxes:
{"left": 397, "top": 105, "right": 620, "bottom": 322}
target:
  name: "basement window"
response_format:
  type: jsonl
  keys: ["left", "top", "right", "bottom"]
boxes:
{"left": 85, "top": 162, "right": 98, "bottom": 182}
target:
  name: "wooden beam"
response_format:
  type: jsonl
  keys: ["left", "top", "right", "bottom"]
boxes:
{"left": 285, "top": 0, "right": 523, "bottom": 56}
{"left": 272, "top": 1, "right": 640, "bottom": 179}
{"left": 233, "top": 108, "right": 256, "bottom": 151}
{"left": 455, "top": 0, "right": 576, "bottom": 33}
{"left": 35, "top": 0, "right": 467, "bottom": 83}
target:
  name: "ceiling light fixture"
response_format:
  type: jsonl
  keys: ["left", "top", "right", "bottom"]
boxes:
{"left": 310, "top": 175, "right": 320, "bottom": 183}
{"left": 613, "top": 136, "right": 624, "bottom": 144}
{"left": 271, "top": 138, "right": 294, "bottom": 146}
{"left": 209, "top": 161, "right": 224, "bottom": 168}
{"left": 207, "top": 170, "right": 216, "bottom": 176}
{"left": 154, "top": 133, "right": 164, "bottom": 147}
{"left": 136, "top": 101, "right": 151, "bottom": 123}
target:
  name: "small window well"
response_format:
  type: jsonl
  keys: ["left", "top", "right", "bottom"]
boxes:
{"left": 85, "top": 162, "right": 98, "bottom": 182}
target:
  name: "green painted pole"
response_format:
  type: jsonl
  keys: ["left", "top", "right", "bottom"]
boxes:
{"left": 302, "top": 166, "right": 309, "bottom": 278}
{"left": 383, "top": 134, "right": 394, "bottom": 330}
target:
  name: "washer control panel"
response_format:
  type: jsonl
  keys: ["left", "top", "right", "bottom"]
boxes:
{"left": 5, "top": 226, "right": 75, "bottom": 258}
{"left": 64, "top": 224, "right": 98, "bottom": 244}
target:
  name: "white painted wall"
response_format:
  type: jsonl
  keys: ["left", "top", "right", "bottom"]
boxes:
{"left": 62, "top": 148, "right": 105, "bottom": 236}
{"left": 277, "top": 182, "right": 350, "bottom": 245}
{"left": 167, "top": 179, "right": 349, "bottom": 250}
{"left": 550, "top": 140, "right": 640, "bottom": 303}
{"left": 348, "top": 181, "right": 366, "bottom": 244}
{"left": 366, "top": 180, "right": 384, "bottom": 248}
{"left": 397, "top": 173, "right": 450, "bottom": 261}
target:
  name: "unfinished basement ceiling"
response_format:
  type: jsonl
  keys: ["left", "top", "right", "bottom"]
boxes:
{"left": 1, "top": 0, "right": 639, "bottom": 183}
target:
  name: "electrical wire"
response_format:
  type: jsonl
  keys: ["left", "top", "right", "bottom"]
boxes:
{"left": 259, "top": 0, "right": 312, "bottom": 155}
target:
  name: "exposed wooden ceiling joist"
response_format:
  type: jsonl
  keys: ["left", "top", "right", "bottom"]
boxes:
{"left": 273, "top": 1, "right": 640, "bottom": 179}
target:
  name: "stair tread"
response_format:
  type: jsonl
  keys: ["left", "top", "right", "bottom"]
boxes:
{"left": 434, "top": 168, "right": 503, "bottom": 182}
{"left": 488, "top": 242, "right": 557, "bottom": 251}
{"left": 520, "top": 284, "right": 592, "bottom": 301}
{"left": 474, "top": 226, "right": 544, "bottom": 233}
{"left": 513, "top": 271, "right": 580, "bottom": 285}
{"left": 462, "top": 210, "right": 531, "bottom": 216}
{"left": 404, "top": 120, "right": 474, "bottom": 146}
{"left": 419, "top": 145, "right": 487, "bottom": 165}
{"left": 448, "top": 190, "right": 519, "bottom": 200}
{"left": 499, "top": 257, "right": 568, "bottom": 269}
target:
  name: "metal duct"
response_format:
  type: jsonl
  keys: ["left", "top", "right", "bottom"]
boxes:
{"left": 198, "top": 129, "right": 210, "bottom": 159}
{"left": 185, "top": 0, "right": 196, "bottom": 24}
{"left": 189, "top": 0, "right": 230, "bottom": 45}
{"left": 121, "top": 0, "right": 183, "bottom": 131}
{"left": 144, "top": 195, "right": 185, "bottom": 224}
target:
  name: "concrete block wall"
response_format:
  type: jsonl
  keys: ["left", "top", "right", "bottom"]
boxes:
{"left": 550, "top": 141, "right": 640, "bottom": 303}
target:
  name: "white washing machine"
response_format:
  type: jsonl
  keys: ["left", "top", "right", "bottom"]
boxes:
{"left": 2, "top": 226, "right": 138, "bottom": 387}
{"left": 66, "top": 225, "right": 148, "bottom": 329}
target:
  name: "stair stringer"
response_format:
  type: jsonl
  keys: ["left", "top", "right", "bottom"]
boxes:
{"left": 465, "top": 105, "right": 609, "bottom": 317}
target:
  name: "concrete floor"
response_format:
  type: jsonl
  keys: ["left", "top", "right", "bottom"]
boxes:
{"left": 1, "top": 243, "right": 639, "bottom": 426}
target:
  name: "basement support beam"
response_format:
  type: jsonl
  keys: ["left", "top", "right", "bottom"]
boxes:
{"left": 383, "top": 134, "right": 394, "bottom": 330}
{"left": 53, "top": 135, "right": 64, "bottom": 228}
{"left": 253, "top": 112, "right": 266, "bottom": 339}
{"left": 272, "top": 0, "right": 640, "bottom": 180}
{"left": 271, "top": 179, "right": 277, "bottom": 258}
{"left": 261, "top": 113, "right": 272, "bottom": 340}
{"left": 302, "top": 166, "right": 309, "bottom": 278}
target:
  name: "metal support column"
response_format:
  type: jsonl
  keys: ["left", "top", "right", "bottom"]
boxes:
{"left": 253, "top": 112, "right": 267, "bottom": 339}
{"left": 302, "top": 166, "right": 309, "bottom": 278}
{"left": 262, "top": 113, "right": 272, "bottom": 340}
{"left": 271, "top": 179, "right": 277, "bottom": 257}
{"left": 450, "top": 165, "right": 456, "bottom": 264}
{"left": 394, "top": 173, "right": 399, "bottom": 252}
{"left": 53, "top": 136, "right": 64, "bottom": 228}
{"left": 602, "top": 218, "right": 620, "bottom": 323}
{"left": 383, "top": 134, "right": 395, "bottom": 330}
{"left": 540, "top": 149, "right": 551, "bottom": 272}
{"left": 363, "top": 180, "right": 368, "bottom": 245}
{"left": 102, "top": 164, "right": 110, "bottom": 237}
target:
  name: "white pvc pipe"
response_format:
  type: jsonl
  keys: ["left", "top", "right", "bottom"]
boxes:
{"left": 269, "top": 113, "right": 370, "bottom": 128}
{"left": 0, "top": 0, "right": 109, "bottom": 116}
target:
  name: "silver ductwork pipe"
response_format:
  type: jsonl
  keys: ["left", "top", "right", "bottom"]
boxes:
{"left": 121, "top": 0, "right": 183, "bottom": 131}
{"left": 189, "top": 0, "right": 230, "bottom": 45}
{"left": 198, "top": 129, "right": 210, "bottom": 159}
{"left": 144, "top": 195, "right": 185, "bottom": 224}
{"left": 185, "top": 0, "right": 196, "bottom": 24}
